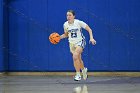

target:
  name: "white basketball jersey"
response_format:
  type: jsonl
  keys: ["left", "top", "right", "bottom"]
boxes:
{"left": 63, "top": 19, "right": 87, "bottom": 44}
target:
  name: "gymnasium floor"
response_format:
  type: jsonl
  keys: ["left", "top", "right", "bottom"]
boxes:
{"left": 0, "top": 76, "right": 140, "bottom": 93}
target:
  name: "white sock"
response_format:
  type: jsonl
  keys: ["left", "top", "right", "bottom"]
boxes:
{"left": 82, "top": 67, "right": 86, "bottom": 71}
{"left": 76, "top": 72, "right": 81, "bottom": 76}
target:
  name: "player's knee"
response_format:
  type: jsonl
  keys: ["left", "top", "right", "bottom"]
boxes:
{"left": 73, "top": 52, "right": 79, "bottom": 61}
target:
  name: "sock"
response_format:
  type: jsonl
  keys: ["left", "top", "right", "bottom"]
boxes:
{"left": 82, "top": 67, "right": 85, "bottom": 71}
{"left": 76, "top": 72, "right": 81, "bottom": 76}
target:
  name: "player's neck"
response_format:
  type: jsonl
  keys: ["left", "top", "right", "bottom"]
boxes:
{"left": 68, "top": 19, "right": 74, "bottom": 24}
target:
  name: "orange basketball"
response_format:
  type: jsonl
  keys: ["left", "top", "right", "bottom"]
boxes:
{"left": 49, "top": 32, "right": 60, "bottom": 44}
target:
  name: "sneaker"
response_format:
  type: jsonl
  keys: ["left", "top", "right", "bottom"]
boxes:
{"left": 82, "top": 68, "right": 88, "bottom": 80}
{"left": 74, "top": 75, "right": 81, "bottom": 81}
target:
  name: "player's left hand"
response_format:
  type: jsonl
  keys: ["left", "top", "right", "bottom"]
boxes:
{"left": 89, "top": 38, "right": 96, "bottom": 45}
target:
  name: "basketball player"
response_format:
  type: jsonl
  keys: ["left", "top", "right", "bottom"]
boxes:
{"left": 60, "top": 10, "right": 96, "bottom": 81}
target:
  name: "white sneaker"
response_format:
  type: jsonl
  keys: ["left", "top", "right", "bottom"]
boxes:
{"left": 74, "top": 75, "right": 81, "bottom": 81}
{"left": 82, "top": 68, "right": 88, "bottom": 80}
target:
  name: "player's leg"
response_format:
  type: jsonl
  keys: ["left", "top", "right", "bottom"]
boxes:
{"left": 79, "top": 54, "right": 84, "bottom": 70}
{"left": 79, "top": 54, "right": 88, "bottom": 80}
{"left": 76, "top": 39, "right": 86, "bottom": 70}
{"left": 77, "top": 39, "right": 88, "bottom": 80}
{"left": 69, "top": 43, "right": 81, "bottom": 81}
{"left": 72, "top": 46, "right": 83, "bottom": 81}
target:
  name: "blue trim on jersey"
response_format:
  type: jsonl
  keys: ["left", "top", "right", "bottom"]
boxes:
{"left": 81, "top": 39, "right": 84, "bottom": 48}
{"left": 80, "top": 39, "right": 86, "bottom": 49}
{"left": 80, "top": 28, "right": 85, "bottom": 40}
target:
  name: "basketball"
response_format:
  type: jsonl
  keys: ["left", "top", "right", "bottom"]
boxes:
{"left": 49, "top": 32, "right": 60, "bottom": 44}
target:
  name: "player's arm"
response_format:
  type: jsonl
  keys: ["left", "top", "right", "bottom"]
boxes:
{"left": 85, "top": 25, "right": 96, "bottom": 45}
{"left": 79, "top": 20, "right": 96, "bottom": 45}
{"left": 60, "top": 32, "right": 68, "bottom": 39}
{"left": 60, "top": 24, "right": 68, "bottom": 39}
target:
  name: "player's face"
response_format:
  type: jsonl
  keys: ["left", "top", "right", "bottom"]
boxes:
{"left": 67, "top": 12, "right": 75, "bottom": 22}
